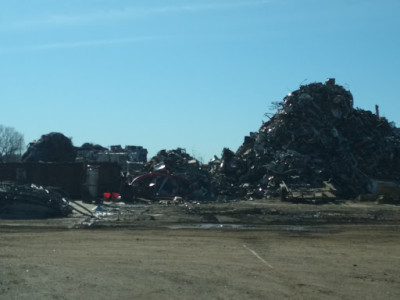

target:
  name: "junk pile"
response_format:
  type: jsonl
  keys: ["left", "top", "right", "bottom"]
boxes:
{"left": 22, "top": 132, "right": 76, "bottom": 162}
{"left": 210, "top": 79, "right": 400, "bottom": 200}
{"left": 13, "top": 79, "right": 399, "bottom": 204}
{"left": 76, "top": 143, "right": 108, "bottom": 162}
{"left": 122, "top": 148, "right": 213, "bottom": 201}
{"left": 76, "top": 144, "right": 147, "bottom": 166}
{"left": 144, "top": 148, "right": 202, "bottom": 177}
{"left": 0, "top": 182, "right": 72, "bottom": 219}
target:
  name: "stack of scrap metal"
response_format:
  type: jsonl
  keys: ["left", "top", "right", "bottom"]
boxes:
{"left": 211, "top": 79, "right": 400, "bottom": 200}
{"left": 0, "top": 182, "right": 72, "bottom": 219}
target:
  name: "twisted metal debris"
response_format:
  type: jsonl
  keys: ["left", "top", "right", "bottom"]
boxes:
{"left": 0, "top": 182, "right": 73, "bottom": 218}
{"left": 211, "top": 79, "right": 400, "bottom": 199}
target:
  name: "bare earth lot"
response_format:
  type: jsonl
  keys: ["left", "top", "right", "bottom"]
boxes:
{"left": 1, "top": 201, "right": 400, "bottom": 299}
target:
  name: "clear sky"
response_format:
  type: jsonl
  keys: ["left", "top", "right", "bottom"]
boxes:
{"left": 1, "top": 0, "right": 399, "bottom": 162}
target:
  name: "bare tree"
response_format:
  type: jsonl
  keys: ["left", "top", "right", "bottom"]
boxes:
{"left": 265, "top": 101, "right": 284, "bottom": 119}
{"left": 0, "top": 125, "right": 25, "bottom": 162}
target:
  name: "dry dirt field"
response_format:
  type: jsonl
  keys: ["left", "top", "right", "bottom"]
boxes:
{"left": 1, "top": 201, "right": 400, "bottom": 299}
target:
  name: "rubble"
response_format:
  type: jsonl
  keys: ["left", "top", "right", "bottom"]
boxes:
{"left": 77, "top": 144, "right": 147, "bottom": 164}
{"left": 76, "top": 144, "right": 148, "bottom": 175}
{"left": 12, "top": 79, "right": 400, "bottom": 204}
{"left": 122, "top": 148, "right": 214, "bottom": 201}
{"left": 0, "top": 182, "right": 72, "bottom": 219}
{"left": 22, "top": 132, "right": 76, "bottom": 162}
{"left": 211, "top": 79, "right": 400, "bottom": 200}
{"left": 124, "top": 173, "right": 192, "bottom": 201}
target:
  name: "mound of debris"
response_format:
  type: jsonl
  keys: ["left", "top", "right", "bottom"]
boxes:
{"left": 122, "top": 148, "right": 213, "bottom": 201}
{"left": 148, "top": 149, "right": 212, "bottom": 191}
{"left": 80, "top": 143, "right": 108, "bottom": 151}
{"left": 22, "top": 132, "right": 76, "bottom": 162}
{"left": 211, "top": 79, "right": 400, "bottom": 200}
{"left": 0, "top": 182, "right": 72, "bottom": 219}
{"left": 145, "top": 148, "right": 198, "bottom": 174}
{"left": 76, "top": 144, "right": 147, "bottom": 165}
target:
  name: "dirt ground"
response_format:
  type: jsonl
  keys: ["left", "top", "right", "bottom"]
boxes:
{"left": 1, "top": 200, "right": 400, "bottom": 299}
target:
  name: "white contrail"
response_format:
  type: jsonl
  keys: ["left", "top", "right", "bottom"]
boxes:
{"left": 2, "top": 1, "right": 272, "bottom": 31}
{"left": 0, "top": 36, "right": 163, "bottom": 54}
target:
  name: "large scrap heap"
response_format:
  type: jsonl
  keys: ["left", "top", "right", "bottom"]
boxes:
{"left": 141, "top": 148, "right": 213, "bottom": 199}
{"left": 4, "top": 79, "right": 400, "bottom": 206}
{"left": 211, "top": 79, "right": 400, "bottom": 199}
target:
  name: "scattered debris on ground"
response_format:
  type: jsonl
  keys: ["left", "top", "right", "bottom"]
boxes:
{"left": 78, "top": 199, "right": 400, "bottom": 229}
{"left": 280, "top": 181, "right": 337, "bottom": 204}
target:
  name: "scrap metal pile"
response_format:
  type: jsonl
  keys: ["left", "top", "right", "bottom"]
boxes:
{"left": 22, "top": 132, "right": 76, "bottom": 162}
{"left": 0, "top": 182, "right": 72, "bottom": 218}
{"left": 144, "top": 148, "right": 209, "bottom": 184}
{"left": 123, "top": 148, "right": 213, "bottom": 201}
{"left": 210, "top": 79, "right": 400, "bottom": 200}
{"left": 6, "top": 79, "right": 399, "bottom": 207}
{"left": 122, "top": 79, "right": 400, "bottom": 202}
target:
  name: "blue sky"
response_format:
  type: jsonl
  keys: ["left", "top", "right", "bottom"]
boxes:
{"left": 1, "top": 0, "right": 399, "bottom": 161}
